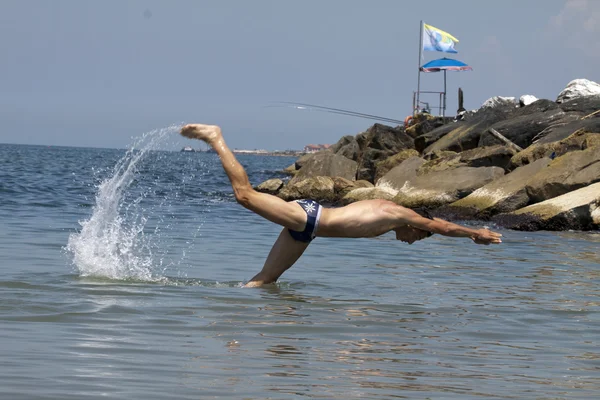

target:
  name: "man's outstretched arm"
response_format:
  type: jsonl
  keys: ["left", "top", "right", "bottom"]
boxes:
{"left": 400, "top": 209, "right": 502, "bottom": 245}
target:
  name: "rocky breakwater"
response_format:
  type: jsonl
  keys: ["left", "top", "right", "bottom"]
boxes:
{"left": 255, "top": 79, "right": 600, "bottom": 231}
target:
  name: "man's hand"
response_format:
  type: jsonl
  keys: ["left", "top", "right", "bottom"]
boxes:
{"left": 471, "top": 228, "right": 502, "bottom": 245}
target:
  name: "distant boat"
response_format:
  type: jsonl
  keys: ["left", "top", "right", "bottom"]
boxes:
{"left": 181, "top": 146, "right": 195, "bottom": 152}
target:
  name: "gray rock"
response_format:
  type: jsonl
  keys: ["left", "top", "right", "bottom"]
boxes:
{"left": 556, "top": 79, "right": 600, "bottom": 103}
{"left": 289, "top": 152, "right": 357, "bottom": 186}
{"left": 494, "top": 182, "right": 600, "bottom": 231}
{"left": 447, "top": 157, "right": 552, "bottom": 217}
{"left": 479, "top": 105, "right": 569, "bottom": 150}
{"left": 255, "top": 178, "right": 284, "bottom": 194}
{"left": 392, "top": 166, "right": 505, "bottom": 209}
{"left": 423, "top": 101, "right": 517, "bottom": 153}
{"left": 525, "top": 145, "right": 600, "bottom": 203}
{"left": 340, "top": 186, "right": 398, "bottom": 205}
{"left": 278, "top": 176, "right": 336, "bottom": 202}
{"left": 354, "top": 123, "right": 415, "bottom": 183}
{"left": 510, "top": 130, "right": 599, "bottom": 169}
{"left": 377, "top": 156, "right": 425, "bottom": 191}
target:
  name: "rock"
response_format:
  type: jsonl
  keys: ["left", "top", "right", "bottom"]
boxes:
{"left": 278, "top": 176, "right": 335, "bottom": 202}
{"left": 373, "top": 149, "right": 420, "bottom": 183}
{"left": 289, "top": 152, "right": 357, "bottom": 186}
{"left": 255, "top": 178, "right": 284, "bottom": 194}
{"left": 493, "top": 182, "right": 600, "bottom": 231}
{"left": 556, "top": 79, "right": 600, "bottom": 103}
{"left": 353, "top": 124, "right": 415, "bottom": 183}
{"left": 458, "top": 145, "right": 517, "bottom": 171}
{"left": 336, "top": 140, "right": 361, "bottom": 162}
{"left": 414, "top": 122, "right": 458, "bottom": 153}
{"left": 405, "top": 115, "right": 450, "bottom": 139}
{"left": 377, "top": 156, "right": 425, "bottom": 190}
{"left": 283, "top": 163, "right": 298, "bottom": 175}
{"left": 481, "top": 96, "right": 517, "bottom": 109}
{"left": 478, "top": 99, "right": 569, "bottom": 149}
{"left": 294, "top": 153, "right": 314, "bottom": 170}
{"left": 419, "top": 145, "right": 516, "bottom": 175}
{"left": 533, "top": 116, "right": 600, "bottom": 145}
{"left": 525, "top": 145, "right": 600, "bottom": 203}
{"left": 558, "top": 95, "right": 600, "bottom": 115}
{"left": 333, "top": 177, "right": 373, "bottom": 199}
{"left": 510, "top": 130, "right": 600, "bottom": 169}
{"left": 340, "top": 186, "right": 398, "bottom": 205}
{"left": 520, "top": 95, "right": 538, "bottom": 107}
{"left": 446, "top": 157, "right": 551, "bottom": 218}
{"left": 329, "top": 135, "right": 355, "bottom": 154}
{"left": 392, "top": 166, "right": 505, "bottom": 209}
{"left": 423, "top": 100, "right": 517, "bottom": 153}
{"left": 423, "top": 150, "right": 458, "bottom": 160}
{"left": 417, "top": 152, "right": 464, "bottom": 175}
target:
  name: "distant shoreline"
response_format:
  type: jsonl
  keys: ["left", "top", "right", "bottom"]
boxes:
{"left": 183, "top": 148, "right": 305, "bottom": 157}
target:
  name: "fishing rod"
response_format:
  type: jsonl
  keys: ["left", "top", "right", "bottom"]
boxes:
{"left": 268, "top": 101, "right": 406, "bottom": 125}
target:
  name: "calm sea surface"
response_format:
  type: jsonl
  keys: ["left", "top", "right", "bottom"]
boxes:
{"left": 1, "top": 129, "right": 599, "bottom": 399}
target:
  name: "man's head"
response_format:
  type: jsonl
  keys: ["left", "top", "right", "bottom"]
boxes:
{"left": 394, "top": 208, "right": 435, "bottom": 244}
{"left": 393, "top": 226, "right": 431, "bottom": 244}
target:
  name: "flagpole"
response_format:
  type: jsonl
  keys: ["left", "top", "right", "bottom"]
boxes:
{"left": 443, "top": 69, "right": 447, "bottom": 118}
{"left": 416, "top": 20, "right": 423, "bottom": 117}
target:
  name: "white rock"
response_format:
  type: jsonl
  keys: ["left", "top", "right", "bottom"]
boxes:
{"left": 519, "top": 95, "right": 538, "bottom": 107}
{"left": 556, "top": 79, "right": 600, "bottom": 103}
{"left": 481, "top": 96, "right": 517, "bottom": 109}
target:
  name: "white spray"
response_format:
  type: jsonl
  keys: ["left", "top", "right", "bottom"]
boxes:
{"left": 67, "top": 125, "right": 181, "bottom": 281}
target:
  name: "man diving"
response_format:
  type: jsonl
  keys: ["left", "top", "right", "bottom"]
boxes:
{"left": 180, "top": 124, "right": 502, "bottom": 287}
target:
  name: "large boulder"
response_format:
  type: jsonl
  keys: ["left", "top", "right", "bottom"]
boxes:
{"left": 255, "top": 178, "right": 284, "bottom": 195}
{"left": 558, "top": 95, "right": 600, "bottom": 115}
{"left": 330, "top": 135, "right": 361, "bottom": 161}
{"left": 510, "top": 130, "right": 600, "bottom": 169}
{"left": 376, "top": 156, "right": 425, "bottom": 191}
{"left": 414, "top": 122, "right": 459, "bottom": 153}
{"left": 446, "top": 157, "right": 552, "bottom": 218}
{"left": 391, "top": 166, "right": 505, "bottom": 209}
{"left": 532, "top": 116, "right": 600, "bottom": 145}
{"left": 294, "top": 153, "right": 315, "bottom": 170}
{"left": 340, "top": 186, "right": 398, "bottom": 205}
{"left": 556, "top": 79, "right": 600, "bottom": 103}
{"left": 278, "top": 176, "right": 336, "bottom": 202}
{"left": 520, "top": 95, "right": 538, "bottom": 107}
{"left": 373, "top": 149, "right": 420, "bottom": 183}
{"left": 525, "top": 145, "right": 600, "bottom": 203}
{"left": 419, "top": 145, "right": 517, "bottom": 174}
{"left": 478, "top": 100, "right": 571, "bottom": 149}
{"left": 353, "top": 124, "right": 415, "bottom": 182}
{"left": 481, "top": 96, "right": 517, "bottom": 109}
{"left": 422, "top": 101, "right": 517, "bottom": 153}
{"left": 493, "top": 182, "right": 600, "bottom": 231}
{"left": 332, "top": 177, "right": 373, "bottom": 199}
{"left": 289, "top": 152, "right": 357, "bottom": 186}
{"left": 405, "top": 115, "right": 451, "bottom": 139}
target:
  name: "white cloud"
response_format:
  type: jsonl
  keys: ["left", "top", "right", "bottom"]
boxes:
{"left": 549, "top": 0, "right": 600, "bottom": 57}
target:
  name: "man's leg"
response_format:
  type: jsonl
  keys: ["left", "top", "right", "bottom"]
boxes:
{"left": 180, "top": 124, "right": 307, "bottom": 231}
{"left": 245, "top": 228, "right": 310, "bottom": 287}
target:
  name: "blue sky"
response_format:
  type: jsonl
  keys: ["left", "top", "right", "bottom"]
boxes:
{"left": 1, "top": 0, "right": 598, "bottom": 150}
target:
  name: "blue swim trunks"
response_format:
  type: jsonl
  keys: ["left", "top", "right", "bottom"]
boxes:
{"left": 288, "top": 199, "right": 322, "bottom": 243}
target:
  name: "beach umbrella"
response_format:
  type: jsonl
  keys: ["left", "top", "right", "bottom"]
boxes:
{"left": 420, "top": 57, "right": 472, "bottom": 116}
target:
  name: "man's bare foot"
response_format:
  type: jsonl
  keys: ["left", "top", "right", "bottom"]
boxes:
{"left": 180, "top": 124, "right": 222, "bottom": 144}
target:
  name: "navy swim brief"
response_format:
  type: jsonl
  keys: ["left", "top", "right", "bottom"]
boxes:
{"left": 288, "top": 199, "right": 322, "bottom": 243}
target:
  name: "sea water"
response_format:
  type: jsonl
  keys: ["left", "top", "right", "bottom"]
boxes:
{"left": 0, "top": 131, "right": 599, "bottom": 399}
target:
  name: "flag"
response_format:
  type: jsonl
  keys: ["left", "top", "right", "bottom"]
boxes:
{"left": 423, "top": 23, "right": 459, "bottom": 53}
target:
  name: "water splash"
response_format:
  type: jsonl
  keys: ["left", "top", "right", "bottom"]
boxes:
{"left": 67, "top": 125, "right": 181, "bottom": 281}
